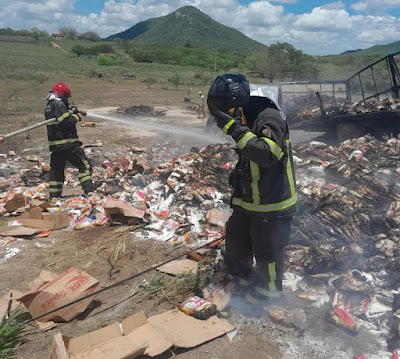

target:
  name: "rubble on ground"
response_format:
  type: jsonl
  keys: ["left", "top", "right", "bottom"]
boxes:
{"left": 3, "top": 134, "right": 400, "bottom": 356}
{"left": 116, "top": 105, "right": 166, "bottom": 118}
{"left": 287, "top": 96, "right": 400, "bottom": 124}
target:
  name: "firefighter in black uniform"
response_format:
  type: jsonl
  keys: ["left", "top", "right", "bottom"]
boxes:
{"left": 207, "top": 73, "right": 297, "bottom": 302}
{"left": 45, "top": 82, "right": 93, "bottom": 199}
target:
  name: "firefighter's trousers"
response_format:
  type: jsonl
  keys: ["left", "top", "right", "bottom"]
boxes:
{"left": 49, "top": 146, "right": 93, "bottom": 198}
{"left": 225, "top": 210, "right": 292, "bottom": 294}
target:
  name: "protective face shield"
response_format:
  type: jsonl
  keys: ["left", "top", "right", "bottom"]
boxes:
{"left": 207, "top": 73, "right": 250, "bottom": 116}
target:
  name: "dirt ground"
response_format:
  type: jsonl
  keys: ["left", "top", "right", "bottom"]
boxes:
{"left": 0, "top": 77, "right": 332, "bottom": 359}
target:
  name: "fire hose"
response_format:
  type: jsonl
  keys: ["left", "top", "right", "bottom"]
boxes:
{"left": 2, "top": 108, "right": 88, "bottom": 139}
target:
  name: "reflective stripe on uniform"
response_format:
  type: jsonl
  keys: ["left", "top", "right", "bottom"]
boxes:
{"left": 232, "top": 193, "right": 298, "bottom": 212}
{"left": 223, "top": 119, "right": 235, "bottom": 134}
{"left": 286, "top": 139, "right": 296, "bottom": 196}
{"left": 268, "top": 262, "right": 277, "bottom": 292}
{"left": 48, "top": 138, "right": 79, "bottom": 146}
{"left": 250, "top": 161, "right": 260, "bottom": 204}
{"left": 261, "top": 137, "right": 284, "bottom": 160}
{"left": 237, "top": 132, "right": 256, "bottom": 149}
{"left": 72, "top": 114, "right": 79, "bottom": 122}
{"left": 79, "top": 176, "right": 91, "bottom": 184}
{"left": 49, "top": 181, "right": 63, "bottom": 187}
{"left": 49, "top": 188, "right": 62, "bottom": 193}
{"left": 254, "top": 286, "right": 281, "bottom": 298}
{"left": 57, "top": 112, "right": 71, "bottom": 122}
{"left": 78, "top": 159, "right": 92, "bottom": 184}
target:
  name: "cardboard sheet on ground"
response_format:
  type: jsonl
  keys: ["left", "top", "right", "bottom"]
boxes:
{"left": 18, "top": 268, "right": 99, "bottom": 323}
{"left": 21, "top": 207, "right": 70, "bottom": 230}
{"left": 0, "top": 226, "right": 40, "bottom": 237}
{"left": 103, "top": 199, "right": 146, "bottom": 222}
{"left": 48, "top": 309, "right": 235, "bottom": 359}
{"left": 156, "top": 259, "right": 198, "bottom": 276}
{"left": 0, "top": 290, "right": 22, "bottom": 320}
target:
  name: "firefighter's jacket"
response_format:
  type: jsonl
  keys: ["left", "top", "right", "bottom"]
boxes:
{"left": 225, "top": 106, "right": 297, "bottom": 217}
{"left": 44, "top": 93, "right": 82, "bottom": 152}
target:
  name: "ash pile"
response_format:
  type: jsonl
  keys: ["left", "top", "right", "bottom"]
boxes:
{"left": 116, "top": 104, "right": 166, "bottom": 118}
{"left": 287, "top": 135, "right": 400, "bottom": 355}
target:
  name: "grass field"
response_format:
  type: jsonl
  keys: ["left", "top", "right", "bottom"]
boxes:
{"left": 0, "top": 37, "right": 364, "bottom": 131}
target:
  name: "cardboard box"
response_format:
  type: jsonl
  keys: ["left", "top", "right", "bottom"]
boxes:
{"left": 48, "top": 309, "right": 235, "bottom": 359}
{"left": 4, "top": 193, "right": 29, "bottom": 212}
{"left": 103, "top": 199, "right": 147, "bottom": 223}
{"left": 21, "top": 208, "right": 70, "bottom": 230}
{"left": 18, "top": 268, "right": 99, "bottom": 323}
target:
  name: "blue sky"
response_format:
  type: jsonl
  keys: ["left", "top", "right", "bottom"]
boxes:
{"left": 1, "top": 0, "right": 400, "bottom": 55}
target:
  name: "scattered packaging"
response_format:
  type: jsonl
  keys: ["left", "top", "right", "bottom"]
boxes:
{"left": 179, "top": 296, "right": 217, "bottom": 320}
{"left": 48, "top": 309, "right": 235, "bottom": 359}
{"left": 18, "top": 268, "right": 99, "bottom": 324}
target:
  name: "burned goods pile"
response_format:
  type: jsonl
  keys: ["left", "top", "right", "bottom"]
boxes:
{"left": 288, "top": 135, "right": 400, "bottom": 352}
{"left": 289, "top": 97, "right": 400, "bottom": 124}
{"left": 116, "top": 105, "right": 166, "bottom": 118}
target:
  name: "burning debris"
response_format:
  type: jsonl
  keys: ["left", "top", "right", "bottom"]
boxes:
{"left": 116, "top": 104, "right": 166, "bottom": 118}
{"left": 290, "top": 96, "right": 400, "bottom": 124}
{"left": 3, "top": 134, "right": 400, "bottom": 357}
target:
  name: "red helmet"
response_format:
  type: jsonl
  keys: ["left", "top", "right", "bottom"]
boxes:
{"left": 51, "top": 82, "right": 71, "bottom": 98}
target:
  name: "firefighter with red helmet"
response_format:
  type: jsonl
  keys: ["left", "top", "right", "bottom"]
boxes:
{"left": 207, "top": 73, "right": 297, "bottom": 303}
{"left": 45, "top": 82, "right": 93, "bottom": 199}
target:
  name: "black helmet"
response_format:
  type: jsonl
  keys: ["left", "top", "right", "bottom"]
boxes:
{"left": 207, "top": 73, "right": 250, "bottom": 116}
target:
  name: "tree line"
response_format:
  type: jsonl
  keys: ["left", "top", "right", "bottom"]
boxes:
{"left": 0, "top": 27, "right": 101, "bottom": 42}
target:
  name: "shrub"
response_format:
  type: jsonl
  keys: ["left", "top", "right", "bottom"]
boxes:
{"left": 98, "top": 55, "right": 115, "bottom": 66}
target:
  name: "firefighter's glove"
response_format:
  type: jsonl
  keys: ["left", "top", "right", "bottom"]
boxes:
{"left": 214, "top": 110, "right": 240, "bottom": 135}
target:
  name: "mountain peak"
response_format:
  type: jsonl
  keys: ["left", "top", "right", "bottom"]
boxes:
{"left": 105, "top": 6, "right": 266, "bottom": 53}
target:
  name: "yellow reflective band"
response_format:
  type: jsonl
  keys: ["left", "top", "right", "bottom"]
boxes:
{"left": 78, "top": 171, "right": 90, "bottom": 178}
{"left": 268, "top": 262, "right": 277, "bottom": 292}
{"left": 49, "top": 181, "right": 63, "bottom": 186}
{"left": 286, "top": 139, "right": 296, "bottom": 196}
{"left": 223, "top": 119, "right": 235, "bottom": 134}
{"left": 57, "top": 112, "right": 71, "bottom": 122}
{"left": 49, "top": 138, "right": 79, "bottom": 146}
{"left": 250, "top": 161, "right": 260, "bottom": 204}
{"left": 72, "top": 114, "right": 79, "bottom": 122}
{"left": 232, "top": 193, "right": 298, "bottom": 213}
{"left": 79, "top": 176, "right": 91, "bottom": 184}
{"left": 262, "top": 137, "right": 284, "bottom": 160}
{"left": 49, "top": 188, "right": 62, "bottom": 193}
{"left": 237, "top": 132, "right": 256, "bottom": 149}
{"left": 254, "top": 286, "right": 281, "bottom": 298}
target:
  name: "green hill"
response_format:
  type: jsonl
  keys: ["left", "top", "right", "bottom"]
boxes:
{"left": 358, "top": 40, "right": 400, "bottom": 56}
{"left": 105, "top": 5, "right": 266, "bottom": 53}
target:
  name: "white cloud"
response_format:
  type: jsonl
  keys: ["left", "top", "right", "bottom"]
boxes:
{"left": 352, "top": 0, "right": 400, "bottom": 15}
{"left": 321, "top": 1, "right": 346, "bottom": 10}
{"left": 294, "top": 7, "right": 353, "bottom": 30}
{"left": 0, "top": 0, "right": 400, "bottom": 55}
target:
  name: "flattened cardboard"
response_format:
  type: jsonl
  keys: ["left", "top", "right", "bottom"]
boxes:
{"left": 147, "top": 309, "right": 235, "bottom": 349}
{"left": 156, "top": 259, "right": 198, "bottom": 276}
{"left": 48, "top": 333, "right": 69, "bottom": 359}
{"left": 29, "top": 270, "right": 58, "bottom": 291}
{"left": 103, "top": 200, "right": 146, "bottom": 222}
{"left": 0, "top": 226, "right": 40, "bottom": 237}
{"left": 18, "top": 268, "right": 99, "bottom": 323}
{"left": 4, "top": 194, "right": 29, "bottom": 212}
{"left": 0, "top": 290, "right": 22, "bottom": 319}
{"left": 48, "top": 309, "right": 235, "bottom": 359}
{"left": 61, "top": 187, "right": 84, "bottom": 197}
{"left": 21, "top": 211, "right": 70, "bottom": 230}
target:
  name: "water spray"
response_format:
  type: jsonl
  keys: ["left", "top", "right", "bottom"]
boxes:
{"left": 2, "top": 112, "right": 229, "bottom": 147}
{"left": 85, "top": 112, "right": 228, "bottom": 146}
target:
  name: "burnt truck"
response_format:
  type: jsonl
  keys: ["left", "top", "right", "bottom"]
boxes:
{"left": 282, "top": 51, "right": 400, "bottom": 142}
